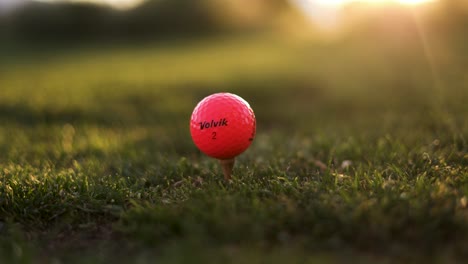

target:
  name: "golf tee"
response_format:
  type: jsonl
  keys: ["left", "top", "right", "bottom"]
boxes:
{"left": 220, "top": 158, "right": 235, "bottom": 180}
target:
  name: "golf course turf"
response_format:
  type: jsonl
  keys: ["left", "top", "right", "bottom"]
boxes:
{"left": 0, "top": 33, "right": 467, "bottom": 263}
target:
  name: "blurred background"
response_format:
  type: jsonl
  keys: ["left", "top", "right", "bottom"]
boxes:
{"left": 1, "top": 0, "right": 468, "bottom": 43}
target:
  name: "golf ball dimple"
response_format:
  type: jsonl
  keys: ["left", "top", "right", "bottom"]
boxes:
{"left": 190, "top": 93, "right": 256, "bottom": 160}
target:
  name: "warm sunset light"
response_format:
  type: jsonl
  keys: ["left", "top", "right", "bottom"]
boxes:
{"left": 34, "top": 0, "right": 145, "bottom": 10}
{"left": 313, "top": 0, "right": 435, "bottom": 6}
{"left": 294, "top": 0, "right": 437, "bottom": 27}
{"left": 396, "top": 0, "right": 434, "bottom": 4}
{"left": 33, "top": 0, "right": 436, "bottom": 9}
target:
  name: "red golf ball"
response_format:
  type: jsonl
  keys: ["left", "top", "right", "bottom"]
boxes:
{"left": 190, "top": 93, "right": 256, "bottom": 160}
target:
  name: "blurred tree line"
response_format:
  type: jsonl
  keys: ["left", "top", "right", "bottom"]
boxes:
{"left": 0, "top": 0, "right": 293, "bottom": 43}
{"left": 0, "top": 0, "right": 467, "bottom": 44}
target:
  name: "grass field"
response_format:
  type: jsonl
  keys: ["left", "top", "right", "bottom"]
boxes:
{"left": 0, "top": 32, "right": 467, "bottom": 263}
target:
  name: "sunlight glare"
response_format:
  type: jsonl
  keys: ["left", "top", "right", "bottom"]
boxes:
{"left": 297, "top": 0, "right": 437, "bottom": 28}
{"left": 313, "top": 0, "right": 435, "bottom": 6}
{"left": 396, "top": 0, "right": 434, "bottom": 5}
{"left": 35, "top": 0, "right": 146, "bottom": 10}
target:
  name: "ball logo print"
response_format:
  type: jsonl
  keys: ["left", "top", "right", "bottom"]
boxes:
{"left": 190, "top": 93, "right": 256, "bottom": 179}
{"left": 199, "top": 118, "right": 228, "bottom": 130}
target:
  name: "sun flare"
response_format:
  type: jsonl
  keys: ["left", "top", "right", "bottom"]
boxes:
{"left": 296, "top": 0, "right": 437, "bottom": 27}
{"left": 397, "top": 0, "right": 434, "bottom": 4}
{"left": 314, "top": 0, "right": 435, "bottom": 6}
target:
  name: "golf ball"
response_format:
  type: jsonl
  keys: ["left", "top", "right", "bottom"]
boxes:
{"left": 190, "top": 93, "right": 256, "bottom": 160}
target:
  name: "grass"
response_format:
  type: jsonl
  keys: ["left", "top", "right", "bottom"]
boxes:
{"left": 0, "top": 31, "right": 467, "bottom": 263}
